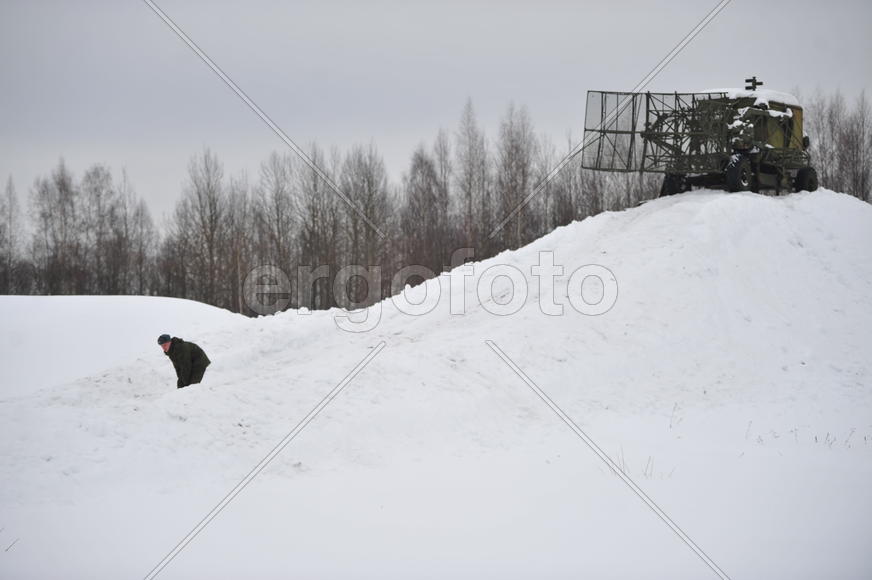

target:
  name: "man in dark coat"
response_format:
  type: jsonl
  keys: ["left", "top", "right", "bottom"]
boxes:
{"left": 158, "top": 334, "right": 211, "bottom": 389}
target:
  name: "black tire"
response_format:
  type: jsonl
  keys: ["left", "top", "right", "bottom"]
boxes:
{"left": 660, "top": 173, "right": 686, "bottom": 197}
{"left": 794, "top": 167, "right": 819, "bottom": 192}
{"left": 725, "top": 155, "right": 753, "bottom": 192}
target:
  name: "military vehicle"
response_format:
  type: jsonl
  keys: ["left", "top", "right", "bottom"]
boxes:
{"left": 580, "top": 77, "right": 819, "bottom": 197}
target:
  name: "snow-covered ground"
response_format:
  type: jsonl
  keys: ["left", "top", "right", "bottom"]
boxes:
{"left": 0, "top": 296, "right": 242, "bottom": 398}
{"left": 1, "top": 189, "right": 870, "bottom": 579}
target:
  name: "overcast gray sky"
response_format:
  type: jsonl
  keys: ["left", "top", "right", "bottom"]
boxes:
{"left": 2, "top": 0, "right": 870, "bottom": 223}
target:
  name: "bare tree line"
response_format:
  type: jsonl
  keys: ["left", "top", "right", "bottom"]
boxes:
{"left": 803, "top": 90, "right": 871, "bottom": 200}
{"left": 0, "top": 93, "right": 869, "bottom": 312}
{"left": 1, "top": 164, "right": 156, "bottom": 296}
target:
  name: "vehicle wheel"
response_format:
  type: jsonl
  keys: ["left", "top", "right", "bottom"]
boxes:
{"left": 660, "top": 174, "right": 686, "bottom": 197}
{"left": 725, "top": 155, "right": 753, "bottom": 192}
{"left": 794, "top": 167, "right": 819, "bottom": 192}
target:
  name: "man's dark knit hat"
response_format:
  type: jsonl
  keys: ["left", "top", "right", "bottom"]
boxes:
{"left": 157, "top": 334, "right": 171, "bottom": 345}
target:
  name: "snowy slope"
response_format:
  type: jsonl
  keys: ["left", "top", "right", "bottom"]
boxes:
{"left": 1, "top": 190, "right": 871, "bottom": 580}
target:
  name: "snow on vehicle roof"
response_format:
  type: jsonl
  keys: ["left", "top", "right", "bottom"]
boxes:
{"left": 701, "top": 88, "right": 801, "bottom": 108}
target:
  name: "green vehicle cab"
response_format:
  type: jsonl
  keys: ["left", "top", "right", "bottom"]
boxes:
{"left": 679, "top": 88, "right": 818, "bottom": 195}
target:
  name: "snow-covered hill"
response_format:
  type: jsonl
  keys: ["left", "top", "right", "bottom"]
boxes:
{"left": 1, "top": 190, "right": 870, "bottom": 579}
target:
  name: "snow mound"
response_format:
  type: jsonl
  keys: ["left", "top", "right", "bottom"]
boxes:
{"left": 1, "top": 190, "right": 871, "bottom": 579}
{"left": 0, "top": 296, "right": 244, "bottom": 398}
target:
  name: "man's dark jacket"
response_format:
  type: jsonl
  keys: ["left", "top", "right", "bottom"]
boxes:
{"left": 165, "top": 337, "right": 211, "bottom": 388}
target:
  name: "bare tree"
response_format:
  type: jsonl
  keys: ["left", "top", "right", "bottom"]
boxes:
{"left": 578, "top": 167, "right": 604, "bottom": 219}
{"left": 80, "top": 164, "right": 117, "bottom": 293}
{"left": 495, "top": 103, "right": 538, "bottom": 249}
{"left": 840, "top": 91, "right": 871, "bottom": 201}
{"left": 551, "top": 135, "right": 586, "bottom": 229}
{"left": 294, "top": 144, "right": 340, "bottom": 309}
{"left": 807, "top": 90, "right": 846, "bottom": 192}
{"left": 402, "top": 145, "right": 447, "bottom": 274}
{"left": 536, "top": 134, "right": 559, "bottom": 232}
{"left": 223, "top": 172, "right": 252, "bottom": 312}
{"left": 454, "top": 99, "right": 490, "bottom": 250}
{"left": 0, "top": 176, "right": 23, "bottom": 292}
{"left": 130, "top": 196, "right": 156, "bottom": 296}
{"left": 342, "top": 144, "right": 391, "bottom": 263}
{"left": 339, "top": 143, "right": 392, "bottom": 304}
{"left": 433, "top": 128, "right": 453, "bottom": 233}
{"left": 159, "top": 197, "right": 193, "bottom": 299}
{"left": 184, "top": 148, "right": 225, "bottom": 304}
{"left": 255, "top": 151, "right": 296, "bottom": 275}
{"left": 29, "top": 159, "right": 86, "bottom": 294}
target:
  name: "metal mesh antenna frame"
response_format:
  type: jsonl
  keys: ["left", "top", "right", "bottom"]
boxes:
{"left": 581, "top": 91, "right": 731, "bottom": 174}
